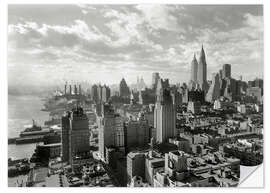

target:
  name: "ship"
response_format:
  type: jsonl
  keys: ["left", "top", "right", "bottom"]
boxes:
{"left": 19, "top": 120, "right": 51, "bottom": 138}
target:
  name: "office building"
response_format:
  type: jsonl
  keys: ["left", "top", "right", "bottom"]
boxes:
{"left": 91, "top": 84, "right": 98, "bottom": 103}
{"left": 154, "top": 79, "right": 176, "bottom": 143}
{"left": 222, "top": 64, "right": 231, "bottom": 78}
{"left": 120, "top": 78, "right": 130, "bottom": 97}
{"left": 61, "top": 107, "right": 90, "bottom": 164}
{"left": 152, "top": 72, "right": 161, "bottom": 90}
{"left": 127, "top": 151, "right": 146, "bottom": 182}
{"left": 102, "top": 85, "right": 111, "bottom": 102}
{"left": 187, "top": 101, "right": 201, "bottom": 114}
{"left": 98, "top": 103, "right": 125, "bottom": 161}
{"left": 125, "top": 113, "right": 150, "bottom": 150}
{"left": 206, "top": 73, "right": 220, "bottom": 102}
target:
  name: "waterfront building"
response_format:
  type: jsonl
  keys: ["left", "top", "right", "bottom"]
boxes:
{"left": 61, "top": 107, "right": 90, "bottom": 164}
{"left": 61, "top": 112, "right": 71, "bottom": 162}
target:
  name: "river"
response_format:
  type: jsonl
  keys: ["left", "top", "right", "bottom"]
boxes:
{"left": 8, "top": 94, "right": 50, "bottom": 159}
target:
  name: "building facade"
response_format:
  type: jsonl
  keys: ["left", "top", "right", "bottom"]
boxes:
{"left": 154, "top": 79, "right": 176, "bottom": 143}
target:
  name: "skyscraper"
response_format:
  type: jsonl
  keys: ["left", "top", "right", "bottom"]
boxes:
{"left": 98, "top": 103, "right": 125, "bottom": 161}
{"left": 102, "top": 85, "right": 111, "bottom": 102}
{"left": 152, "top": 72, "right": 160, "bottom": 90}
{"left": 206, "top": 73, "right": 221, "bottom": 102}
{"left": 61, "top": 112, "right": 71, "bottom": 162}
{"left": 222, "top": 64, "right": 231, "bottom": 79}
{"left": 61, "top": 107, "right": 90, "bottom": 164}
{"left": 97, "top": 85, "right": 103, "bottom": 101}
{"left": 91, "top": 84, "right": 98, "bottom": 103}
{"left": 190, "top": 54, "right": 198, "bottom": 82}
{"left": 125, "top": 113, "right": 150, "bottom": 150}
{"left": 197, "top": 45, "right": 208, "bottom": 92}
{"left": 120, "top": 78, "right": 130, "bottom": 97}
{"left": 154, "top": 79, "right": 176, "bottom": 143}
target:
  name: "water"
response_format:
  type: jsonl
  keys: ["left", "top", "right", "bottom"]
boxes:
{"left": 8, "top": 94, "right": 50, "bottom": 159}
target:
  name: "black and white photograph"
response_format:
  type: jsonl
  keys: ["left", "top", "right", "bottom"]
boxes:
{"left": 4, "top": 2, "right": 265, "bottom": 188}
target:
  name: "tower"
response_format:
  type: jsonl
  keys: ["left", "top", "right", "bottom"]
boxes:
{"left": 61, "top": 107, "right": 89, "bottom": 164}
{"left": 190, "top": 53, "right": 198, "bottom": 82}
{"left": 152, "top": 72, "right": 160, "bottom": 90}
{"left": 222, "top": 64, "right": 231, "bottom": 79}
{"left": 91, "top": 84, "right": 98, "bottom": 103}
{"left": 119, "top": 78, "right": 130, "bottom": 97}
{"left": 64, "top": 82, "right": 67, "bottom": 95}
{"left": 154, "top": 79, "right": 176, "bottom": 143}
{"left": 98, "top": 103, "right": 125, "bottom": 161}
{"left": 197, "top": 45, "right": 208, "bottom": 92}
{"left": 206, "top": 73, "right": 221, "bottom": 102}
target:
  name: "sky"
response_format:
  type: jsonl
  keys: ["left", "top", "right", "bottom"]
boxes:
{"left": 8, "top": 4, "right": 263, "bottom": 87}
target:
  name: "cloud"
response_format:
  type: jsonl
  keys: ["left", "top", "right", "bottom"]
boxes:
{"left": 135, "top": 4, "right": 184, "bottom": 32}
{"left": 243, "top": 13, "right": 263, "bottom": 31}
{"left": 8, "top": 5, "right": 264, "bottom": 86}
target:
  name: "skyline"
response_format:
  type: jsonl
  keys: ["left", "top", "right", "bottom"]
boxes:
{"left": 8, "top": 4, "right": 263, "bottom": 87}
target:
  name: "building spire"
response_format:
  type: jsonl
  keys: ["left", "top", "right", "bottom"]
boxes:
{"left": 200, "top": 44, "right": 205, "bottom": 59}
{"left": 193, "top": 53, "right": 197, "bottom": 61}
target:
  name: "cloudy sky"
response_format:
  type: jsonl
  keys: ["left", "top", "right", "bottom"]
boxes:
{"left": 8, "top": 4, "right": 263, "bottom": 87}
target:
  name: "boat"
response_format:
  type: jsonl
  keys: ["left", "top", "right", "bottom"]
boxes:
{"left": 19, "top": 120, "right": 51, "bottom": 137}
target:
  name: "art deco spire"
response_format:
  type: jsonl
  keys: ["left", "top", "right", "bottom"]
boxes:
{"left": 199, "top": 44, "right": 206, "bottom": 62}
{"left": 197, "top": 44, "right": 207, "bottom": 91}
{"left": 190, "top": 53, "right": 198, "bottom": 82}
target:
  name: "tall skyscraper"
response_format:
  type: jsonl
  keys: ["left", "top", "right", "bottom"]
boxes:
{"left": 97, "top": 85, "right": 103, "bottom": 101}
{"left": 120, "top": 78, "right": 130, "bottom": 97}
{"left": 102, "top": 85, "right": 111, "bottom": 102}
{"left": 197, "top": 45, "right": 208, "bottom": 92}
{"left": 152, "top": 72, "right": 160, "bottom": 90}
{"left": 61, "top": 107, "right": 90, "bottom": 164}
{"left": 222, "top": 64, "right": 231, "bottom": 78}
{"left": 154, "top": 79, "right": 176, "bottom": 143}
{"left": 91, "top": 84, "right": 98, "bottom": 103}
{"left": 61, "top": 112, "right": 71, "bottom": 162}
{"left": 206, "top": 73, "right": 221, "bottom": 102}
{"left": 190, "top": 54, "right": 198, "bottom": 82}
{"left": 98, "top": 103, "right": 125, "bottom": 161}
